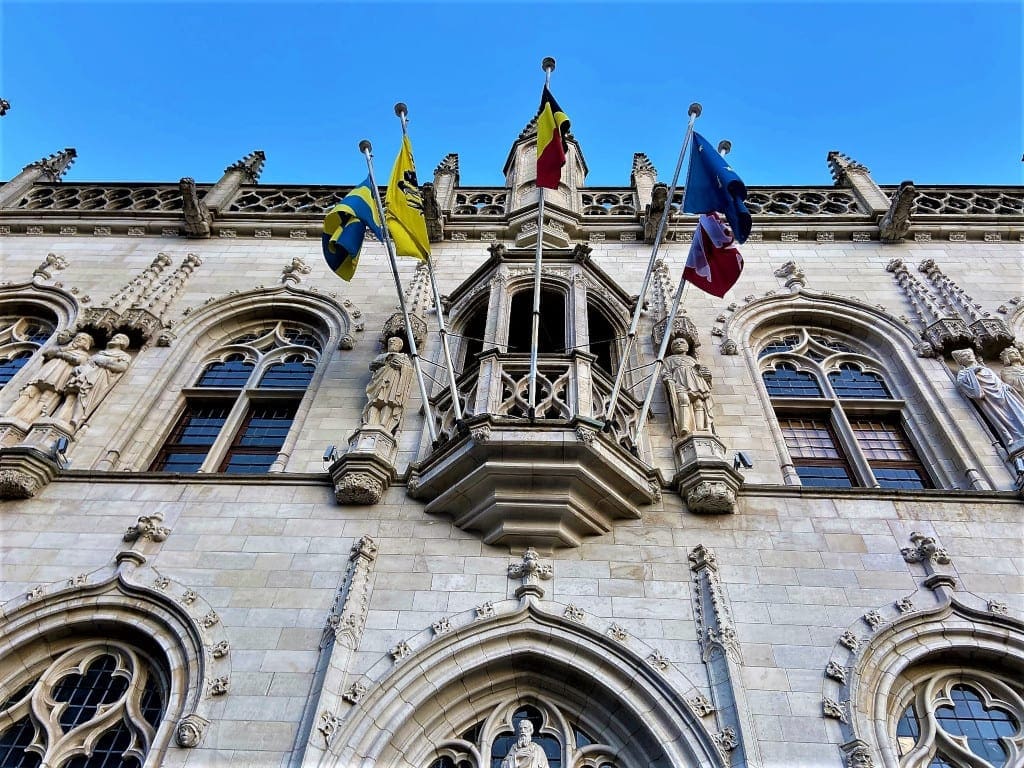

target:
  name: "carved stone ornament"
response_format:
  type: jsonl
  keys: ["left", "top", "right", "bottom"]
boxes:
{"left": 0, "top": 447, "right": 62, "bottom": 500}
{"left": 989, "top": 600, "right": 1009, "bottom": 615}
{"left": 720, "top": 338, "right": 738, "bottom": 355}
{"left": 901, "top": 531, "right": 952, "bottom": 565}
{"left": 432, "top": 616, "right": 452, "bottom": 635}
{"left": 839, "top": 631, "right": 860, "bottom": 652}
{"left": 685, "top": 480, "right": 737, "bottom": 514}
{"left": 475, "top": 601, "right": 496, "bottom": 620}
{"left": 826, "top": 660, "right": 848, "bottom": 684}
{"left": 200, "top": 611, "right": 219, "bottom": 628}
{"left": 607, "top": 623, "right": 628, "bottom": 643}
{"left": 863, "top": 610, "right": 885, "bottom": 630}
{"left": 123, "top": 512, "right": 171, "bottom": 543}
{"left": 180, "top": 177, "right": 212, "bottom": 238}
{"left": 508, "top": 547, "right": 553, "bottom": 599}
{"left": 32, "top": 253, "right": 68, "bottom": 281}
{"left": 895, "top": 596, "right": 914, "bottom": 613}
{"left": 563, "top": 604, "right": 586, "bottom": 623}
{"left": 842, "top": 739, "right": 877, "bottom": 768}
{"left": 281, "top": 256, "right": 312, "bottom": 285}
{"left": 879, "top": 181, "right": 917, "bottom": 243}
{"left": 646, "top": 651, "right": 670, "bottom": 672}
{"left": 773, "top": 260, "right": 806, "bottom": 290}
{"left": 175, "top": 714, "right": 209, "bottom": 748}
{"left": 686, "top": 693, "right": 714, "bottom": 718}
{"left": 823, "top": 697, "right": 849, "bottom": 723}
{"left": 713, "top": 727, "right": 739, "bottom": 753}
{"left": 390, "top": 641, "right": 412, "bottom": 661}
{"left": 208, "top": 676, "right": 229, "bottom": 696}
{"left": 318, "top": 710, "right": 341, "bottom": 746}
{"left": 343, "top": 680, "right": 368, "bottom": 704}
{"left": 334, "top": 471, "right": 386, "bottom": 505}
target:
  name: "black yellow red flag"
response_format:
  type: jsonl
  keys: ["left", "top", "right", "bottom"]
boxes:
{"left": 536, "top": 85, "right": 570, "bottom": 189}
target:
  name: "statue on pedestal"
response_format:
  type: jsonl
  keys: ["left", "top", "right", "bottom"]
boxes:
{"left": 361, "top": 337, "right": 414, "bottom": 435}
{"left": 663, "top": 337, "right": 715, "bottom": 437}
{"left": 5, "top": 332, "right": 94, "bottom": 424}
{"left": 953, "top": 347, "right": 1024, "bottom": 448}
{"left": 999, "top": 345, "right": 1024, "bottom": 400}
{"left": 499, "top": 720, "right": 549, "bottom": 768}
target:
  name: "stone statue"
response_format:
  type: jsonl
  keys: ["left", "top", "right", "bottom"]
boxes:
{"left": 361, "top": 337, "right": 414, "bottom": 435}
{"left": 644, "top": 182, "right": 669, "bottom": 244}
{"left": 999, "top": 345, "right": 1024, "bottom": 400}
{"left": 500, "top": 720, "right": 549, "bottom": 768}
{"left": 53, "top": 334, "right": 132, "bottom": 427}
{"left": 5, "top": 332, "right": 94, "bottom": 424}
{"left": 953, "top": 347, "right": 1024, "bottom": 448}
{"left": 663, "top": 337, "right": 715, "bottom": 437}
{"left": 879, "top": 180, "right": 917, "bottom": 244}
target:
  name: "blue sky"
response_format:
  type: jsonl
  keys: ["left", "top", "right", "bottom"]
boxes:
{"left": 1, "top": 2, "right": 1021, "bottom": 188}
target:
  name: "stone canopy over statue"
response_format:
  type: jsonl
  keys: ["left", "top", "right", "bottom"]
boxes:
{"left": 953, "top": 347, "right": 1024, "bottom": 451}
{"left": 499, "top": 720, "right": 549, "bottom": 768}
{"left": 662, "top": 336, "right": 715, "bottom": 437}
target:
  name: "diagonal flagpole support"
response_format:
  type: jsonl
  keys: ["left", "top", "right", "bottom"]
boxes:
{"left": 527, "top": 55, "right": 557, "bottom": 421}
{"left": 359, "top": 139, "right": 439, "bottom": 445}
{"left": 394, "top": 103, "right": 465, "bottom": 433}
{"left": 628, "top": 102, "right": 706, "bottom": 452}
{"left": 602, "top": 102, "right": 702, "bottom": 438}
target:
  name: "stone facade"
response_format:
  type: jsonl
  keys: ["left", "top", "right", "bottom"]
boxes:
{"left": 0, "top": 127, "right": 1022, "bottom": 768}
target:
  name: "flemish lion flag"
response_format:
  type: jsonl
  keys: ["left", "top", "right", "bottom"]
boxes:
{"left": 536, "top": 85, "right": 570, "bottom": 190}
{"left": 321, "top": 178, "right": 385, "bottom": 282}
{"left": 385, "top": 135, "right": 430, "bottom": 260}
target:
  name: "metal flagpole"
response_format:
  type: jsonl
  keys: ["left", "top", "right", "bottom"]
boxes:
{"left": 629, "top": 109, "right": 722, "bottom": 448}
{"left": 393, "top": 102, "right": 464, "bottom": 428}
{"left": 602, "top": 102, "right": 702, "bottom": 434}
{"left": 527, "top": 56, "right": 556, "bottom": 420}
{"left": 359, "top": 139, "right": 439, "bottom": 444}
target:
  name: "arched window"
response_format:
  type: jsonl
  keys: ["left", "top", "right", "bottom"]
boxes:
{"left": 0, "top": 641, "right": 167, "bottom": 768}
{"left": 891, "top": 667, "right": 1023, "bottom": 768}
{"left": 0, "top": 315, "right": 55, "bottom": 390}
{"left": 150, "top": 320, "right": 323, "bottom": 474}
{"left": 758, "top": 329, "right": 931, "bottom": 489}
{"left": 508, "top": 289, "right": 566, "bottom": 355}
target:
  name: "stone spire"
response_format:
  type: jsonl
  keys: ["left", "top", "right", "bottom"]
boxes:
{"left": 103, "top": 254, "right": 173, "bottom": 315}
{"left": 502, "top": 104, "right": 588, "bottom": 214}
{"left": 631, "top": 152, "right": 658, "bottom": 212}
{"left": 0, "top": 148, "right": 77, "bottom": 209}
{"left": 202, "top": 149, "right": 266, "bottom": 215}
{"left": 431, "top": 153, "right": 459, "bottom": 213}
{"left": 826, "top": 150, "right": 888, "bottom": 215}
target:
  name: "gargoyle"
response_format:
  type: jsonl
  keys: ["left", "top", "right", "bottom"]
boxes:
{"left": 180, "top": 177, "right": 212, "bottom": 238}
{"left": 878, "top": 180, "right": 917, "bottom": 244}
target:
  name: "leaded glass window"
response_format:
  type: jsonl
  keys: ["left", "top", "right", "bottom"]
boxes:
{"left": 0, "top": 315, "right": 56, "bottom": 390}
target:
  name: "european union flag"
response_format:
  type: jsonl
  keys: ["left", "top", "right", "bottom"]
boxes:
{"left": 322, "top": 178, "right": 385, "bottom": 281}
{"left": 682, "top": 132, "right": 752, "bottom": 244}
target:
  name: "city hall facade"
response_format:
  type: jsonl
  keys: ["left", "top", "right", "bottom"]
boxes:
{"left": 0, "top": 115, "right": 1021, "bottom": 768}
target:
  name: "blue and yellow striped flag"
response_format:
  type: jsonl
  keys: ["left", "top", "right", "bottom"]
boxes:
{"left": 322, "top": 178, "right": 385, "bottom": 281}
{"left": 385, "top": 135, "right": 430, "bottom": 260}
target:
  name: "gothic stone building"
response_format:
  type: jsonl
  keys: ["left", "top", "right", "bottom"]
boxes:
{"left": 0, "top": 120, "right": 1022, "bottom": 768}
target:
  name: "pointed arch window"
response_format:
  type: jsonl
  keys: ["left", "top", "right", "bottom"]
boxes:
{"left": 758, "top": 328, "right": 931, "bottom": 489}
{"left": 0, "top": 316, "right": 56, "bottom": 390}
{"left": 151, "top": 320, "right": 323, "bottom": 474}
{"left": 0, "top": 642, "right": 167, "bottom": 768}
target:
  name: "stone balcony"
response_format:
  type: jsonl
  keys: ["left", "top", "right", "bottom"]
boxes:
{"left": 407, "top": 351, "right": 660, "bottom": 549}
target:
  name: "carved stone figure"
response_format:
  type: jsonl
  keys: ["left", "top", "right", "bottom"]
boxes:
{"left": 53, "top": 334, "right": 132, "bottom": 428}
{"left": 663, "top": 337, "right": 715, "bottom": 437}
{"left": 361, "top": 337, "right": 414, "bottom": 435}
{"left": 180, "top": 177, "right": 212, "bottom": 238}
{"left": 644, "top": 182, "right": 669, "bottom": 243}
{"left": 500, "top": 719, "right": 549, "bottom": 768}
{"left": 879, "top": 180, "right": 917, "bottom": 243}
{"left": 999, "top": 345, "right": 1024, "bottom": 399}
{"left": 953, "top": 347, "right": 1024, "bottom": 448}
{"left": 5, "top": 332, "right": 94, "bottom": 424}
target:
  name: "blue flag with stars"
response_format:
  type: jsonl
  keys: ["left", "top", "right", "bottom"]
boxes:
{"left": 682, "top": 132, "right": 752, "bottom": 244}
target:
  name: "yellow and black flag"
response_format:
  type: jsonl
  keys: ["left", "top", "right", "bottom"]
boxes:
{"left": 536, "top": 85, "right": 570, "bottom": 190}
{"left": 385, "top": 135, "right": 430, "bottom": 260}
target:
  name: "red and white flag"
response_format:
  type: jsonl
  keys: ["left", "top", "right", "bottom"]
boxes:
{"left": 682, "top": 213, "right": 744, "bottom": 298}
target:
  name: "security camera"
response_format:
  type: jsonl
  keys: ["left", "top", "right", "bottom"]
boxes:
{"left": 733, "top": 451, "right": 753, "bottom": 470}
{"left": 1013, "top": 456, "right": 1024, "bottom": 474}
{"left": 322, "top": 445, "right": 338, "bottom": 464}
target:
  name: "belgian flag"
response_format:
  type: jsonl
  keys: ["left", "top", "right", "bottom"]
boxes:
{"left": 536, "top": 85, "right": 570, "bottom": 190}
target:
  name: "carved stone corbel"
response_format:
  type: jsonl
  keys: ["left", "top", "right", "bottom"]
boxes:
{"left": 0, "top": 446, "right": 62, "bottom": 499}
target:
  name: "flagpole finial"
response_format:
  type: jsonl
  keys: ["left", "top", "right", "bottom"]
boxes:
{"left": 717, "top": 140, "right": 732, "bottom": 156}
{"left": 542, "top": 57, "right": 556, "bottom": 73}
{"left": 359, "top": 140, "right": 372, "bottom": 154}
{"left": 688, "top": 103, "right": 702, "bottom": 118}
{"left": 394, "top": 103, "right": 408, "bottom": 118}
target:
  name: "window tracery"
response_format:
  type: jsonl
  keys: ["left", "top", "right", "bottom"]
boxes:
{"left": 892, "top": 669, "right": 1023, "bottom": 768}
{"left": 0, "top": 316, "right": 55, "bottom": 390}
{"left": 758, "top": 328, "right": 930, "bottom": 488}
{"left": 424, "top": 701, "right": 623, "bottom": 768}
{"left": 0, "top": 641, "right": 167, "bottom": 768}
{"left": 150, "top": 319, "right": 322, "bottom": 474}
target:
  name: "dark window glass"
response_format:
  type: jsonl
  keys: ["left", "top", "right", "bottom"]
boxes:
{"left": 935, "top": 685, "right": 1017, "bottom": 765}
{"left": 197, "top": 357, "right": 253, "bottom": 388}
{"left": 926, "top": 756, "right": 954, "bottom": 768}
{"left": 60, "top": 726, "right": 140, "bottom": 768}
{"left": 139, "top": 673, "right": 165, "bottom": 730}
{"left": 281, "top": 327, "right": 322, "bottom": 351}
{"left": 508, "top": 290, "right": 565, "bottom": 354}
{"left": 794, "top": 466, "right": 854, "bottom": 487}
{"left": 22, "top": 322, "right": 54, "bottom": 344}
{"left": 896, "top": 704, "right": 920, "bottom": 757}
{"left": 220, "top": 402, "right": 297, "bottom": 474}
{"left": 587, "top": 303, "right": 616, "bottom": 376}
{"left": 810, "top": 335, "right": 854, "bottom": 352}
{"left": 780, "top": 417, "right": 854, "bottom": 487}
{"left": 850, "top": 419, "right": 930, "bottom": 489}
{"left": 763, "top": 364, "right": 822, "bottom": 397}
{"left": 0, "top": 717, "right": 42, "bottom": 768}
{"left": 258, "top": 360, "right": 314, "bottom": 389}
{"left": 51, "top": 654, "right": 129, "bottom": 731}
{"left": 490, "top": 707, "right": 560, "bottom": 768}
{"left": 0, "top": 352, "right": 31, "bottom": 387}
{"left": 150, "top": 402, "right": 230, "bottom": 472}
{"left": 758, "top": 335, "right": 800, "bottom": 357}
{"left": 459, "top": 305, "right": 489, "bottom": 372}
{"left": 430, "top": 759, "right": 456, "bottom": 768}
{"left": 461, "top": 722, "right": 483, "bottom": 744}
{"left": 830, "top": 364, "right": 891, "bottom": 399}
